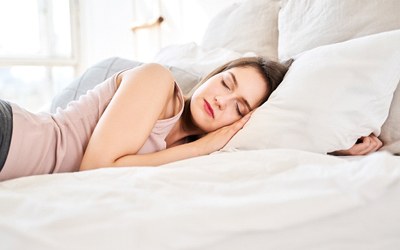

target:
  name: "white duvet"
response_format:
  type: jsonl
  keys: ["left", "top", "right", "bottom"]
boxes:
{"left": 1, "top": 149, "right": 400, "bottom": 250}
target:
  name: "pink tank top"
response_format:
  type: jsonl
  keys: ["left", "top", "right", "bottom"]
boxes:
{"left": 0, "top": 70, "right": 184, "bottom": 181}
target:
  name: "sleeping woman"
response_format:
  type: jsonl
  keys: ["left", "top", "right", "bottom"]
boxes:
{"left": 0, "top": 57, "right": 382, "bottom": 181}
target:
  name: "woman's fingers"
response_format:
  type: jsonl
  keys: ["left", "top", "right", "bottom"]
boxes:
{"left": 362, "top": 134, "right": 383, "bottom": 154}
{"left": 370, "top": 134, "right": 383, "bottom": 151}
{"left": 331, "top": 134, "right": 384, "bottom": 156}
{"left": 340, "top": 136, "right": 366, "bottom": 155}
{"left": 195, "top": 112, "right": 254, "bottom": 154}
{"left": 231, "top": 113, "right": 251, "bottom": 132}
{"left": 356, "top": 136, "right": 373, "bottom": 155}
{"left": 350, "top": 134, "right": 383, "bottom": 155}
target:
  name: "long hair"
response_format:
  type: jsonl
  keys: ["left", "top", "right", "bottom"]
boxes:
{"left": 181, "top": 56, "right": 293, "bottom": 134}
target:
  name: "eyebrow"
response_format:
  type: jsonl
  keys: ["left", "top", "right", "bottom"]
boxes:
{"left": 227, "top": 71, "right": 252, "bottom": 111}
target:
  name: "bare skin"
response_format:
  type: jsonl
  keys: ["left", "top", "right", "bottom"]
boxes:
{"left": 80, "top": 64, "right": 266, "bottom": 170}
{"left": 331, "top": 134, "right": 383, "bottom": 156}
{"left": 79, "top": 63, "right": 383, "bottom": 171}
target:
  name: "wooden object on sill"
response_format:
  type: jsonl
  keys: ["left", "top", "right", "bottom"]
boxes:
{"left": 131, "top": 16, "right": 164, "bottom": 31}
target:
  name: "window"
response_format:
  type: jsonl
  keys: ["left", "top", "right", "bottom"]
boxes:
{"left": 0, "top": 0, "right": 79, "bottom": 112}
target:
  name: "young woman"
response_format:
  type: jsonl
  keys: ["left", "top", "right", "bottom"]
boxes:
{"left": 0, "top": 57, "right": 382, "bottom": 181}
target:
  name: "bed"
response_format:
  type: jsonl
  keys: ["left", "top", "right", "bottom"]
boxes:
{"left": 1, "top": 0, "right": 400, "bottom": 249}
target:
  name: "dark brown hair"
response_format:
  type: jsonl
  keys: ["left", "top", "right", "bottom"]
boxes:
{"left": 181, "top": 56, "right": 293, "bottom": 133}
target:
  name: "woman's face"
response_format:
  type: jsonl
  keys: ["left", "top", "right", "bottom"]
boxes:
{"left": 190, "top": 66, "right": 268, "bottom": 132}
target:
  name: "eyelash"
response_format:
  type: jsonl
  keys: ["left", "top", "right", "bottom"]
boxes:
{"left": 236, "top": 104, "right": 244, "bottom": 117}
{"left": 221, "top": 80, "right": 244, "bottom": 117}
{"left": 222, "top": 80, "right": 229, "bottom": 90}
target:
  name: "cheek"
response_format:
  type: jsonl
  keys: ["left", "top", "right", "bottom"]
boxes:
{"left": 220, "top": 111, "right": 241, "bottom": 126}
{"left": 196, "top": 78, "right": 223, "bottom": 95}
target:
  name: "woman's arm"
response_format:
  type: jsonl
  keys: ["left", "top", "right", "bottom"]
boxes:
{"left": 329, "top": 134, "right": 383, "bottom": 156}
{"left": 80, "top": 63, "right": 177, "bottom": 170}
{"left": 99, "top": 113, "right": 251, "bottom": 167}
{"left": 80, "top": 63, "right": 252, "bottom": 171}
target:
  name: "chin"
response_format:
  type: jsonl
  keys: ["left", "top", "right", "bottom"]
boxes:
{"left": 191, "top": 98, "right": 223, "bottom": 133}
{"left": 192, "top": 116, "right": 210, "bottom": 132}
{"left": 192, "top": 114, "right": 214, "bottom": 133}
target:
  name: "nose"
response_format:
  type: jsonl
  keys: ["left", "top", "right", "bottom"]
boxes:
{"left": 214, "top": 95, "right": 234, "bottom": 110}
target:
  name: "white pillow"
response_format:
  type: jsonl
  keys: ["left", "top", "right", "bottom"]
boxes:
{"left": 154, "top": 42, "right": 255, "bottom": 78}
{"left": 201, "top": 0, "right": 280, "bottom": 59}
{"left": 278, "top": 0, "right": 400, "bottom": 60}
{"left": 224, "top": 30, "right": 400, "bottom": 154}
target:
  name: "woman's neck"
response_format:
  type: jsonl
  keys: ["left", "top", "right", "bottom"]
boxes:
{"left": 166, "top": 117, "right": 202, "bottom": 148}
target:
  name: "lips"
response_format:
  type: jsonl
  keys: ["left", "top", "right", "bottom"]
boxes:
{"left": 203, "top": 99, "right": 214, "bottom": 118}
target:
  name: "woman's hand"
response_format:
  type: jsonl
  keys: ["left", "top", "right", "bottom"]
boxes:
{"left": 331, "top": 134, "right": 383, "bottom": 156}
{"left": 192, "top": 112, "right": 252, "bottom": 155}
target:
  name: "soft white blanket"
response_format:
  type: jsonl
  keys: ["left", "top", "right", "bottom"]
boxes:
{"left": 1, "top": 149, "right": 399, "bottom": 250}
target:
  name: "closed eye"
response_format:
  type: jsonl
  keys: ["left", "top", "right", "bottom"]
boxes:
{"left": 222, "top": 80, "right": 230, "bottom": 90}
{"left": 236, "top": 103, "right": 244, "bottom": 117}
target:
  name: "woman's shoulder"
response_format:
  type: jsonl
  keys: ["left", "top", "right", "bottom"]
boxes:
{"left": 117, "top": 63, "right": 180, "bottom": 120}
{"left": 117, "top": 63, "right": 173, "bottom": 85}
{"left": 117, "top": 63, "right": 175, "bottom": 95}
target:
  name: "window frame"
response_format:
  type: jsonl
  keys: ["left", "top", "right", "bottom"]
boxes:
{"left": 0, "top": 0, "right": 80, "bottom": 69}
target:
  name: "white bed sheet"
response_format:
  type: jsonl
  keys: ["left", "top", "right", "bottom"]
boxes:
{"left": 1, "top": 149, "right": 399, "bottom": 249}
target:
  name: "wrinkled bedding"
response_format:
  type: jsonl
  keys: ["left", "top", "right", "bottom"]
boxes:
{"left": 1, "top": 149, "right": 399, "bottom": 250}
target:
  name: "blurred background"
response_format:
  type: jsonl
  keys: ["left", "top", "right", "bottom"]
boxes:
{"left": 0, "top": 0, "right": 232, "bottom": 112}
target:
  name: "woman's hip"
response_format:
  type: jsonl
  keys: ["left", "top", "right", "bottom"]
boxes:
{"left": 0, "top": 99, "right": 13, "bottom": 173}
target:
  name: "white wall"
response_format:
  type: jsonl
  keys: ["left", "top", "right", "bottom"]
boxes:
{"left": 78, "top": 0, "right": 240, "bottom": 71}
{"left": 160, "top": 0, "right": 238, "bottom": 45}
{"left": 133, "top": 0, "right": 240, "bottom": 61}
{"left": 78, "top": 0, "right": 136, "bottom": 72}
